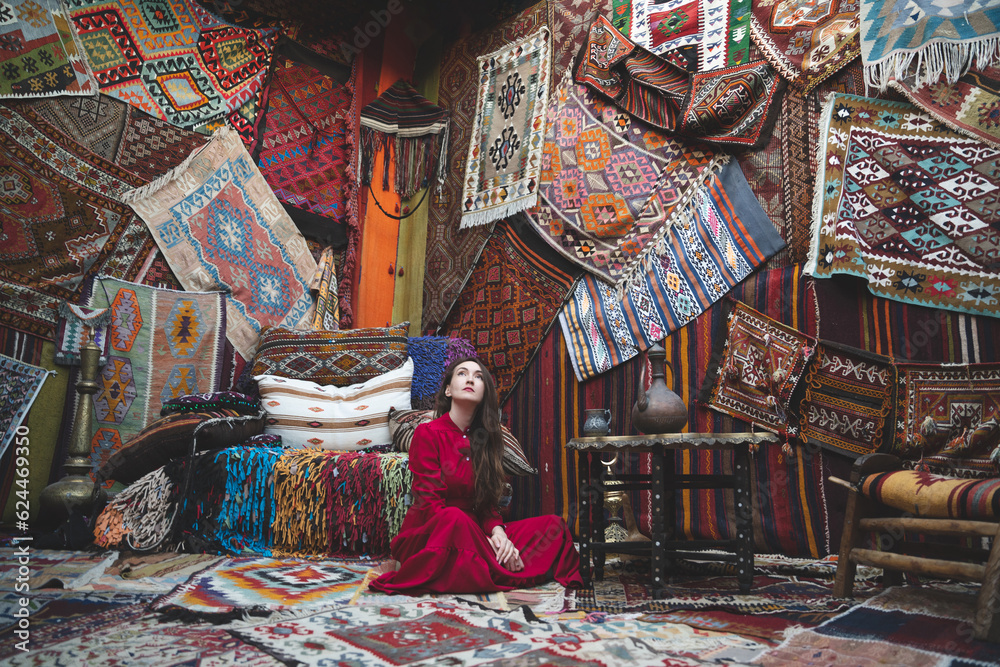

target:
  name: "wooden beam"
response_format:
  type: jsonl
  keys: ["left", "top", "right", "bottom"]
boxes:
{"left": 859, "top": 517, "right": 1000, "bottom": 538}
{"left": 851, "top": 548, "right": 986, "bottom": 582}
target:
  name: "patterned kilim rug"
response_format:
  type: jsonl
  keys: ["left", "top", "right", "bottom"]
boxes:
{"left": 422, "top": 1, "right": 547, "bottom": 330}
{"left": 0, "top": 104, "right": 150, "bottom": 296}
{"left": 0, "top": 354, "right": 52, "bottom": 459}
{"left": 16, "top": 93, "right": 208, "bottom": 181}
{"left": 257, "top": 54, "right": 351, "bottom": 223}
{"left": 892, "top": 64, "right": 1000, "bottom": 150}
{"left": 66, "top": 0, "right": 278, "bottom": 133}
{"left": 558, "top": 159, "right": 786, "bottom": 382}
{"left": 459, "top": 25, "right": 550, "bottom": 227}
{"left": 0, "top": 0, "right": 97, "bottom": 98}
{"left": 1, "top": 593, "right": 280, "bottom": 666}
{"left": 549, "top": 0, "right": 613, "bottom": 79}
{"left": 82, "top": 276, "right": 227, "bottom": 478}
{"left": 527, "top": 71, "right": 720, "bottom": 289}
{"left": 753, "top": 585, "right": 1000, "bottom": 666}
{"left": 0, "top": 265, "right": 68, "bottom": 338}
{"left": 232, "top": 598, "right": 766, "bottom": 667}
{"left": 860, "top": 0, "right": 1000, "bottom": 91}
{"left": 749, "top": 0, "right": 859, "bottom": 93}
{"left": 804, "top": 93, "right": 1000, "bottom": 317}
{"left": 611, "top": 0, "right": 752, "bottom": 72}
{"left": 81, "top": 552, "right": 224, "bottom": 593}
{"left": 124, "top": 126, "right": 316, "bottom": 359}
{"left": 438, "top": 216, "right": 578, "bottom": 402}
{"left": 151, "top": 557, "right": 372, "bottom": 619}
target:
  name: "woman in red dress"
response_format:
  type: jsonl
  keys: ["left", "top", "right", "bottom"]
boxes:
{"left": 369, "top": 357, "right": 583, "bottom": 594}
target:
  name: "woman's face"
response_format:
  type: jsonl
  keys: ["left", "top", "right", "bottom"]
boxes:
{"left": 445, "top": 360, "right": 486, "bottom": 406}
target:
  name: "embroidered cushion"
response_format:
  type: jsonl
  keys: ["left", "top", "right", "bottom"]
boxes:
{"left": 256, "top": 359, "right": 413, "bottom": 450}
{"left": 387, "top": 407, "right": 537, "bottom": 476}
{"left": 160, "top": 391, "right": 261, "bottom": 417}
{"left": 860, "top": 469, "right": 1000, "bottom": 519}
{"left": 250, "top": 322, "right": 410, "bottom": 387}
{"left": 96, "top": 409, "right": 266, "bottom": 485}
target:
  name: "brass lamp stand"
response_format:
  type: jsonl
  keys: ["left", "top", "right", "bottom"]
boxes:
{"left": 38, "top": 330, "right": 107, "bottom": 528}
{"left": 600, "top": 455, "right": 650, "bottom": 544}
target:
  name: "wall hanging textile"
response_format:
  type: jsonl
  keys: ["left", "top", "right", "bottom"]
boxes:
{"left": 124, "top": 126, "right": 316, "bottom": 359}
{"left": 65, "top": 0, "right": 277, "bottom": 131}
{"left": 309, "top": 246, "right": 340, "bottom": 330}
{"left": 748, "top": 0, "right": 859, "bottom": 93}
{"left": 82, "top": 276, "right": 227, "bottom": 479}
{"left": 359, "top": 79, "right": 449, "bottom": 200}
{"left": 706, "top": 300, "right": 815, "bottom": 438}
{"left": 891, "top": 64, "right": 1000, "bottom": 150}
{"left": 0, "top": 353, "right": 52, "bottom": 460}
{"left": 895, "top": 362, "right": 1000, "bottom": 462}
{"left": 0, "top": 104, "right": 149, "bottom": 296}
{"left": 558, "top": 159, "right": 785, "bottom": 382}
{"left": 797, "top": 340, "right": 897, "bottom": 460}
{"left": 610, "top": 0, "right": 752, "bottom": 72}
{"left": 151, "top": 557, "right": 370, "bottom": 619}
{"left": 405, "top": 335, "right": 479, "bottom": 409}
{"left": 528, "top": 74, "right": 721, "bottom": 291}
{"left": 439, "top": 216, "right": 578, "bottom": 402}
{"left": 421, "top": 1, "right": 546, "bottom": 330}
{"left": 549, "top": 0, "right": 614, "bottom": 80}
{"left": 859, "top": 0, "right": 1000, "bottom": 91}
{"left": 15, "top": 94, "right": 209, "bottom": 182}
{"left": 54, "top": 303, "right": 109, "bottom": 365}
{"left": 0, "top": 0, "right": 97, "bottom": 98}
{"left": 460, "top": 25, "right": 550, "bottom": 227}
{"left": 258, "top": 54, "right": 351, "bottom": 222}
{"left": 804, "top": 93, "right": 1000, "bottom": 319}
{"left": 0, "top": 264, "right": 68, "bottom": 338}
{"left": 575, "top": 16, "right": 785, "bottom": 149}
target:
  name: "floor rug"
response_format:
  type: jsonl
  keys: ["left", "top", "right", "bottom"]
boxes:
{"left": 0, "top": 0, "right": 97, "bottom": 98}
{"left": 124, "top": 126, "right": 316, "bottom": 359}
{"left": 81, "top": 552, "right": 224, "bottom": 593}
{"left": 82, "top": 276, "right": 227, "bottom": 478}
{"left": 438, "top": 215, "right": 578, "bottom": 401}
{"left": 16, "top": 93, "right": 209, "bottom": 182}
{"left": 421, "top": 1, "right": 547, "bottom": 330}
{"left": 527, "top": 72, "right": 720, "bottom": 289}
{"left": 753, "top": 585, "right": 1000, "bottom": 666}
{"left": 0, "top": 104, "right": 149, "bottom": 296}
{"left": 233, "top": 598, "right": 765, "bottom": 667}
{"left": 749, "top": 0, "right": 859, "bottom": 93}
{"left": 459, "top": 25, "right": 550, "bottom": 227}
{"left": 66, "top": 0, "right": 277, "bottom": 133}
{"left": 558, "top": 159, "right": 785, "bottom": 382}
{"left": 257, "top": 54, "right": 351, "bottom": 224}
{"left": 859, "top": 0, "right": 1000, "bottom": 91}
{"left": 805, "top": 92, "right": 1000, "bottom": 317}
{"left": 151, "top": 557, "right": 371, "bottom": 619}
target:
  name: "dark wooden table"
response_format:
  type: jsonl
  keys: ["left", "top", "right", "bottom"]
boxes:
{"left": 566, "top": 432, "right": 779, "bottom": 595}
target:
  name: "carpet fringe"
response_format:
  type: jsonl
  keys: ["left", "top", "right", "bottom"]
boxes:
{"left": 459, "top": 193, "right": 539, "bottom": 229}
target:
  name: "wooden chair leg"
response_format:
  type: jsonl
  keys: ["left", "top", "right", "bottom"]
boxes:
{"left": 974, "top": 524, "right": 1000, "bottom": 642}
{"left": 833, "top": 488, "right": 872, "bottom": 598}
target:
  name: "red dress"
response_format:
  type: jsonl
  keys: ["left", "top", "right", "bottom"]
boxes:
{"left": 369, "top": 413, "right": 583, "bottom": 594}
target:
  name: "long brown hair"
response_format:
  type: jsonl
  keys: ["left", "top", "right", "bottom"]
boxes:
{"left": 435, "top": 356, "right": 505, "bottom": 515}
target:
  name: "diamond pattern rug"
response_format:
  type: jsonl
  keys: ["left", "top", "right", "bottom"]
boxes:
{"left": 0, "top": 353, "right": 52, "bottom": 459}
{"left": 804, "top": 93, "right": 1000, "bottom": 317}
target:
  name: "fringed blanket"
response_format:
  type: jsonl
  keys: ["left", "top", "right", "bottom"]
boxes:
{"left": 804, "top": 93, "right": 1000, "bottom": 318}
{"left": 892, "top": 64, "right": 1000, "bottom": 149}
{"left": 0, "top": 0, "right": 97, "bottom": 98}
{"left": 460, "top": 26, "right": 551, "bottom": 227}
{"left": 527, "top": 73, "right": 720, "bottom": 289}
{"left": 67, "top": 0, "right": 277, "bottom": 132}
{"left": 558, "top": 159, "right": 785, "bottom": 382}
{"left": 860, "top": 0, "right": 1000, "bottom": 91}
{"left": 124, "top": 127, "right": 317, "bottom": 359}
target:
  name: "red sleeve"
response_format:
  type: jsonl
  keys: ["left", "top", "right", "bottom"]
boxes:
{"left": 482, "top": 509, "right": 504, "bottom": 536}
{"left": 407, "top": 423, "right": 448, "bottom": 520}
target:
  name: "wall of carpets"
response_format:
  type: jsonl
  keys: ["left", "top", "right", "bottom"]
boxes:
{"left": 3, "top": 0, "right": 1000, "bottom": 564}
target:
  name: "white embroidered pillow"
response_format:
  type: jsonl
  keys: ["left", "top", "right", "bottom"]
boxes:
{"left": 255, "top": 358, "right": 413, "bottom": 450}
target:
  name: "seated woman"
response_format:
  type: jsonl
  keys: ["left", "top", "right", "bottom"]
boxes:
{"left": 370, "top": 356, "right": 583, "bottom": 594}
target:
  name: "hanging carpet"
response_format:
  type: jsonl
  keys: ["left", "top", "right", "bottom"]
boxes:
{"left": 123, "top": 126, "right": 316, "bottom": 359}
{"left": 804, "top": 93, "right": 1000, "bottom": 318}
{"left": 0, "top": 265, "right": 68, "bottom": 338}
{"left": 438, "top": 215, "right": 578, "bottom": 402}
{"left": 0, "top": 0, "right": 97, "bottom": 99}
{"left": 0, "top": 353, "right": 52, "bottom": 460}
{"left": 66, "top": 0, "right": 277, "bottom": 132}
{"left": 558, "top": 159, "right": 785, "bottom": 382}
{"left": 360, "top": 78, "right": 449, "bottom": 200}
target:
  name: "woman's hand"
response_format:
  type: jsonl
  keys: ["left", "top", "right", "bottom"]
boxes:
{"left": 489, "top": 526, "right": 524, "bottom": 571}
